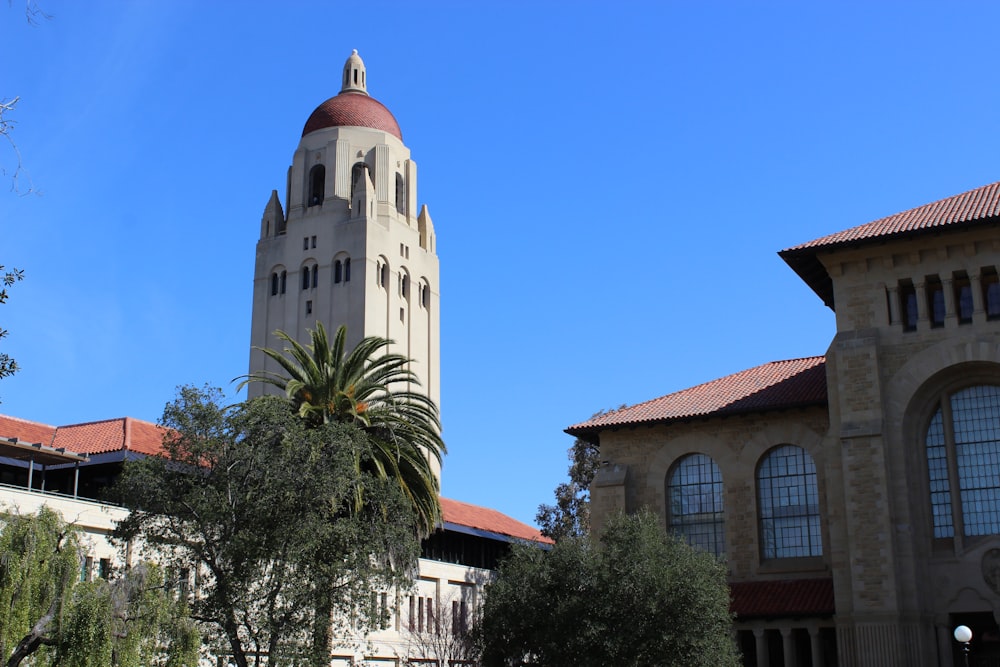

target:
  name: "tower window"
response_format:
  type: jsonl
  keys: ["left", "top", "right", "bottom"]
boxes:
{"left": 303, "top": 237, "right": 309, "bottom": 250}
{"left": 311, "top": 236, "right": 317, "bottom": 249}
{"left": 395, "top": 173, "right": 405, "bottom": 214}
{"left": 955, "top": 272, "right": 973, "bottom": 324}
{"left": 271, "top": 273, "right": 278, "bottom": 296}
{"left": 302, "top": 267, "right": 310, "bottom": 291}
{"left": 280, "top": 271, "right": 287, "bottom": 294}
{"left": 983, "top": 268, "right": 1000, "bottom": 320}
{"left": 899, "top": 280, "right": 917, "bottom": 331}
{"left": 345, "top": 258, "right": 351, "bottom": 282}
{"left": 334, "top": 260, "right": 343, "bottom": 284}
{"left": 306, "top": 300, "right": 312, "bottom": 315}
{"left": 308, "top": 165, "right": 325, "bottom": 206}
{"left": 926, "top": 275, "right": 945, "bottom": 328}
{"left": 311, "top": 264, "right": 318, "bottom": 289}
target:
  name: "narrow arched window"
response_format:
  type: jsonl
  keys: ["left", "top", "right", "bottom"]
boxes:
{"left": 380, "top": 263, "right": 388, "bottom": 288}
{"left": 757, "top": 445, "right": 821, "bottom": 558}
{"left": 270, "top": 273, "right": 278, "bottom": 296}
{"left": 351, "top": 162, "right": 368, "bottom": 201}
{"left": 334, "top": 260, "right": 342, "bottom": 284}
{"left": 927, "top": 385, "right": 1000, "bottom": 538}
{"left": 302, "top": 267, "right": 310, "bottom": 291}
{"left": 280, "top": 271, "right": 287, "bottom": 294}
{"left": 311, "top": 264, "right": 318, "bottom": 289}
{"left": 396, "top": 173, "right": 406, "bottom": 214}
{"left": 308, "top": 165, "right": 325, "bottom": 207}
{"left": 666, "top": 454, "right": 725, "bottom": 556}
{"left": 344, "top": 258, "right": 351, "bottom": 282}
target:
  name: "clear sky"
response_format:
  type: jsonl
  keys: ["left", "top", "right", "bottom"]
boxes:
{"left": 4, "top": 1, "right": 1000, "bottom": 527}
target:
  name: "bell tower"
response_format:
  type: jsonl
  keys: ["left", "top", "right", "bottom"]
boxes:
{"left": 248, "top": 51, "right": 441, "bottom": 465}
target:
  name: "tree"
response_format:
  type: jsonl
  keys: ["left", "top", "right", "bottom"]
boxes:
{"left": 0, "top": 265, "right": 24, "bottom": 396}
{"left": 401, "top": 590, "right": 482, "bottom": 667}
{"left": 536, "top": 409, "right": 621, "bottom": 541}
{"left": 0, "top": 507, "right": 198, "bottom": 667}
{"left": 113, "top": 386, "right": 420, "bottom": 667}
{"left": 477, "top": 511, "right": 739, "bottom": 667}
{"left": 238, "top": 323, "right": 446, "bottom": 537}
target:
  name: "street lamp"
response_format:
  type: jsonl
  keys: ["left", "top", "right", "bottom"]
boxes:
{"left": 954, "top": 625, "right": 972, "bottom": 667}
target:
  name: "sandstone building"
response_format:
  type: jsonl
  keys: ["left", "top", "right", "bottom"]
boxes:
{"left": 568, "top": 181, "right": 1000, "bottom": 667}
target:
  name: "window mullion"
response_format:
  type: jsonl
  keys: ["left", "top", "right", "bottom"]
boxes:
{"left": 941, "top": 395, "right": 964, "bottom": 552}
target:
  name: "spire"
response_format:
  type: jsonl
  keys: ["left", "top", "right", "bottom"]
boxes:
{"left": 341, "top": 49, "right": 368, "bottom": 96}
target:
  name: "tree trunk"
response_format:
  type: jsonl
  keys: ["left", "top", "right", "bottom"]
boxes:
{"left": 6, "top": 603, "right": 56, "bottom": 667}
{"left": 310, "top": 583, "right": 334, "bottom": 667}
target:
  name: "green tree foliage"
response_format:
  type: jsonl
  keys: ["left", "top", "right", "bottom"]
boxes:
{"left": 478, "top": 511, "right": 739, "bottom": 667}
{"left": 113, "top": 386, "right": 420, "bottom": 667}
{"left": 535, "top": 434, "right": 599, "bottom": 541}
{"left": 0, "top": 266, "right": 24, "bottom": 396}
{"left": 238, "top": 323, "right": 445, "bottom": 536}
{"left": 0, "top": 508, "right": 198, "bottom": 667}
{"left": 537, "top": 408, "right": 622, "bottom": 541}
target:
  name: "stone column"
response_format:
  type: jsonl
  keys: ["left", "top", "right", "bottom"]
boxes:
{"left": 936, "top": 623, "right": 952, "bottom": 667}
{"left": 780, "top": 626, "right": 797, "bottom": 667}
{"left": 753, "top": 627, "right": 769, "bottom": 667}
{"left": 887, "top": 284, "right": 901, "bottom": 327}
{"left": 808, "top": 625, "right": 825, "bottom": 667}
{"left": 942, "top": 276, "right": 957, "bottom": 328}
{"left": 915, "top": 280, "right": 928, "bottom": 327}
{"left": 970, "top": 271, "right": 985, "bottom": 322}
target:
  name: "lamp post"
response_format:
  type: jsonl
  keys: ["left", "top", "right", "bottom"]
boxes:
{"left": 954, "top": 625, "right": 972, "bottom": 667}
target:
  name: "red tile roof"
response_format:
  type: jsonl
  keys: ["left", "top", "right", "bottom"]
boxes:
{"left": 440, "top": 497, "right": 552, "bottom": 545}
{"left": 780, "top": 180, "right": 1000, "bottom": 309}
{"left": 302, "top": 91, "right": 403, "bottom": 140}
{"left": 0, "top": 415, "right": 166, "bottom": 457}
{"left": 730, "top": 578, "right": 835, "bottom": 618}
{"left": 0, "top": 415, "right": 57, "bottom": 446}
{"left": 566, "top": 356, "right": 827, "bottom": 438}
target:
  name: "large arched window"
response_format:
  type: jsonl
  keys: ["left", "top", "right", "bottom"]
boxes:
{"left": 927, "top": 385, "right": 1000, "bottom": 538}
{"left": 666, "top": 454, "right": 725, "bottom": 556}
{"left": 757, "top": 445, "right": 822, "bottom": 559}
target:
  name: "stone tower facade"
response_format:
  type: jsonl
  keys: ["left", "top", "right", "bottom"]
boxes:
{"left": 248, "top": 51, "right": 441, "bottom": 472}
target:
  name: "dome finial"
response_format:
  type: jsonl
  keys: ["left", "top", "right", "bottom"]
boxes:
{"left": 341, "top": 50, "right": 368, "bottom": 96}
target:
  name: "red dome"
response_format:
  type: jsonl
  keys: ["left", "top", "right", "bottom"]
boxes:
{"left": 301, "top": 92, "right": 402, "bottom": 141}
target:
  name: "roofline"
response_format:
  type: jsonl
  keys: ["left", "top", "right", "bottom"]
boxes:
{"left": 565, "top": 397, "right": 828, "bottom": 439}
{"left": 0, "top": 437, "right": 90, "bottom": 465}
{"left": 441, "top": 522, "right": 551, "bottom": 548}
{"left": 778, "top": 212, "right": 1000, "bottom": 309}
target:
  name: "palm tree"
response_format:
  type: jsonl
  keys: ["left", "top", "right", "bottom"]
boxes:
{"left": 237, "top": 322, "right": 445, "bottom": 536}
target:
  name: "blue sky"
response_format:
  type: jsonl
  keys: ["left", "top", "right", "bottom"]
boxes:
{"left": 4, "top": 1, "right": 1000, "bottom": 526}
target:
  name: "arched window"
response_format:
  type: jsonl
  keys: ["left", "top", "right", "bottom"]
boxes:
{"left": 270, "top": 273, "right": 278, "bottom": 296}
{"left": 302, "top": 267, "right": 310, "bottom": 291}
{"left": 757, "top": 445, "right": 822, "bottom": 559}
{"left": 666, "top": 454, "right": 725, "bottom": 556}
{"left": 311, "top": 264, "right": 318, "bottom": 289}
{"left": 927, "top": 385, "right": 1000, "bottom": 538}
{"left": 351, "top": 162, "right": 369, "bottom": 201}
{"left": 376, "top": 259, "right": 388, "bottom": 289}
{"left": 280, "top": 271, "right": 287, "bottom": 294}
{"left": 308, "top": 165, "right": 325, "bottom": 206}
{"left": 334, "top": 260, "right": 343, "bottom": 284}
{"left": 344, "top": 258, "right": 351, "bottom": 282}
{"left": 395, "top": 173, "right": 406, "bottom": 214}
